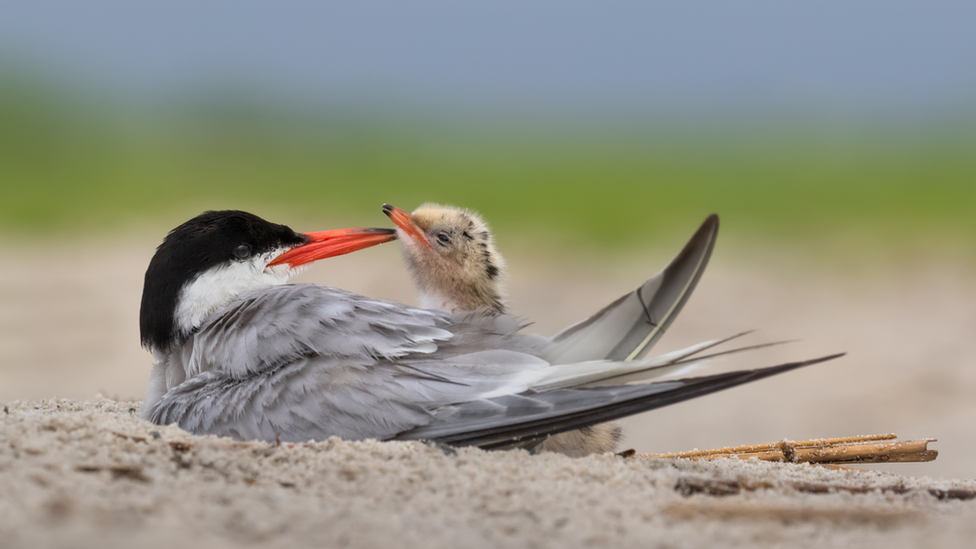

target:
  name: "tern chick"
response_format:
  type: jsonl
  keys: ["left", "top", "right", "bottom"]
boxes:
{"left": 383, "top": 203, "right": 507, "bottom": 315}
{"left": 384, "top": 203, "right": 622, "bottom": 457}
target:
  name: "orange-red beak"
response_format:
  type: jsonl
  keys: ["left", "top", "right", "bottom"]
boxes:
{"left": 268, "top": 227, "right": 397, "bottom": 268}
{"left": 382, "top": 204, "right": 430, "bottom": 248}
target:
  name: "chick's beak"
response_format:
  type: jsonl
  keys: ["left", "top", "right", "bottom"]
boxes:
{"left": 382, "top": 204, "right": 431, "bottom": 248}
{"left": 268, "top": 227, "right": 397, "bottom": 267}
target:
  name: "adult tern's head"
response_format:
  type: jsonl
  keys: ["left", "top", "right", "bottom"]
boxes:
{"left": 140, "top": 210, "right": 395, "bottom": 354}
{"left": 383, "top": 203, "right": 506, "bottom": 314}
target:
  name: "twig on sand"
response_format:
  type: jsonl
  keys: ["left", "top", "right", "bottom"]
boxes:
{"left": 634, "top": 434, "right": 938, "bottom": 465}
{"left": 672, "top": 476, "right": 976, "bottom": 501}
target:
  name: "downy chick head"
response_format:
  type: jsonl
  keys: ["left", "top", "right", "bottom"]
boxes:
{"left": 140, "top": 210, "right": 395, "bottom": 354}
{"left": 383, "top": 203, "right": 506, "bottom": 314}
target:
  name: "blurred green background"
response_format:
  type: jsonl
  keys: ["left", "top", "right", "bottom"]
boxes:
{"left": 2, "top": 75, "right": 973, "bottom": 259}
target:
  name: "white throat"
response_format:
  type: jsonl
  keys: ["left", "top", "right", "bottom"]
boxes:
{"left": 173, "top": 249, "right": 297, "bottom": 335}
{"left": 418, "top": 289, "right": 462, "bottom": 313}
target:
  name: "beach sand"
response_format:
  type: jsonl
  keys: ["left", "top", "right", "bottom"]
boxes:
{"left": 2, "top": 398, "right": 975, "bottom": 549}
{"left": 1, "top": 238, "right": 974, "bottom": 547}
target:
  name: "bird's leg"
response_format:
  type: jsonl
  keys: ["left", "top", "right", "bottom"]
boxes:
{"left": 422, "top": 439, "right": 458, "bottom": 456}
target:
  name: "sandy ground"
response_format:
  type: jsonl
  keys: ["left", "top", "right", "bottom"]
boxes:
{"left": 2, "top": 399, "right": 976, "bottom": 549}
{"left": 1, "top": 236, "right": 975, "bottom": 547}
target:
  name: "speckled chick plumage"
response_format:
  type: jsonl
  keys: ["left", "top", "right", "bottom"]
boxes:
{"left": 399, "top": 203, "right": 507, "bottom": 315}
{"left": 396, "top": 203, "right": 621, "bottom": 456}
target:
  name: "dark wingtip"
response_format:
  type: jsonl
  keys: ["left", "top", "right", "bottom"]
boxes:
{"left": 737, "top": 352, "right": 846, "bottom": 381}
{"left": 433, "top": 351, "right": 846, "bottom": 450}
{"left": 699, "top": 213, "right": 720, "bottom": 237}
{"left": 674, "top": 214, "right": 719, "bottom": 267}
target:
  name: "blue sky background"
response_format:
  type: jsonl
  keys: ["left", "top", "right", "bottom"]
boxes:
{"left": 1, "top": 1, "right": 973, "bottom": 119}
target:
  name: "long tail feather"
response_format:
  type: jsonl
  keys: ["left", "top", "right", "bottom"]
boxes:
{"left": 523, "top": 332, "right": 787, "bottom": 391}
{"left": 576, "top": 339, "right": 798, "bottom": 388}
{"left": 398, "top": 354, "right": 844, "bottom": 448}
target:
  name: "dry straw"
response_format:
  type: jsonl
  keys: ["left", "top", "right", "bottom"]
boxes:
{"left": 634, "top": 434, "right": 937, "bottom": 465}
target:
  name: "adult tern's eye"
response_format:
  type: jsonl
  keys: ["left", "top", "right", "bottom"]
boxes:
{"left": 436, "top": 232, "right": 451, "bottom": 245}
{"left": 233, "top": 244, "right": 251, "bottom": 260}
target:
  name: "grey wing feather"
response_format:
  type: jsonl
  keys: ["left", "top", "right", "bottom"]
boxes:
{"left": 544, "top": 214, "right": 718, "bottom": 364}
{"left": 148, "top": 284, "right": 551, "bottom": 442}
{"left": 185, "top": 284, "right": 456, "bottom": 379}
{"left": 151, "top": 355, "right": 445, "bottom": 442}
{"left": 398, "top": 354, "right": 843, "bottom": 449}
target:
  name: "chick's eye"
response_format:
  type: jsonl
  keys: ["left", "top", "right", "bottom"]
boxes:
{"left": 436, "top": 232, "right": 451, "bottom": 245}
{"left": 233, "top": 244, "right": 251, "bottom": 260}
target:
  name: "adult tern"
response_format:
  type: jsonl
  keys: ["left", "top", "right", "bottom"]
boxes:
{"left": 140, "top": 209, "right": 842, "bottom": 450}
